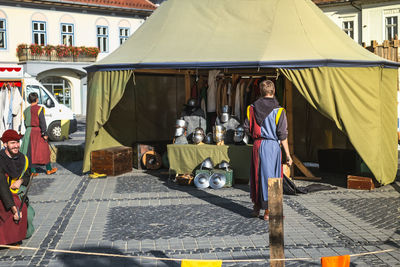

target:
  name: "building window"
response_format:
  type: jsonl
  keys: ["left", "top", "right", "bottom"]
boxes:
{"left": 386, "top": 16, "right": 398, "bottom": 40}
{"left": 40, "top": 76, "right": 72, "bottom": 108}
{"left": 342, "top": 21, "right": 354, "bottom": 39}
{"left": 119, "top": 27, "right": 130, "bottom": 45}
{"left": 61, "top": 23, "right": 74, "bottom": 46}
{"left": 0, "top": 19, "right": 6, "bottom": 49}
{"left": 97, "top": 26, "right": 108, "bottom": 52}
{"left": 32, "top": 21, "right": 46, "bottom": 45}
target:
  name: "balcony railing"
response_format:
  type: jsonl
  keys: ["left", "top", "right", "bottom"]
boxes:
{"left": 17, "top": 47, "right": 98, "bottom": 63}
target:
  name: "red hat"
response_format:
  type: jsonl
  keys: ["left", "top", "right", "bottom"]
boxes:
{"left": 1, "top": 129, "right": 23, "bottom": 143}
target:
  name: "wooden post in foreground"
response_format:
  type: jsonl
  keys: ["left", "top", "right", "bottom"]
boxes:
{"left": 268, "top": 178, "right": 284, "bottom": 267}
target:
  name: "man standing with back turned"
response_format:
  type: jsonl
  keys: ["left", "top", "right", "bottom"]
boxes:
{"left": 244, "top": 80, "right": 292, "bottom": 221}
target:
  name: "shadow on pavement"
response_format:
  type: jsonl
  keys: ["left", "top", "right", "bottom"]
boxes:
{"left": 56, "top": 161, "right": 83, "bottom": 176}
{"left": 148, "top": 250, "right": 180, "bottom": 267}
{"left": 145, "top": 170, "right": 253, "bottom": 218}
{"left": 390, "top": 181, "right": 400, "bottom": 194}
{"left": 57, "top": 247, "right": 182, "bottom": 267}
{"left": 57, "top": 246, "right": 140, "bottom": 267}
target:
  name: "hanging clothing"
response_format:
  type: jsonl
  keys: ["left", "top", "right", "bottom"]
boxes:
{"left": 207, "top": 70, "right": 220, "bottom": 112}
{"left": 11, "top": 87, "right": 23, "bottom": 132}
{"left": 244, "top": 97, "right": 288, "bottom": 207}
{"left": 2, "top": 88, "right": 10, "bottom": 134}
{"left": 191, "top": 82, "right": 198, "bottom": 99}
{"left": 0, "top": 149, "right": 30, "bottom": 245}
{"left": 20, "top": 105, "right": 50, "bottom": 165}
{"left": 7, "top": 89, "right": 13, "bottom": 129}
{"left": 0, "top": 89, "right": 5, "bottom": 137}
{"left": 227, "top": 82, "right": 232, "bottom": 107}
{"left": 234, "top": 80, "right": 241, "bottom": 118}
{"left": 199, "top": 85, "right": 208, "bottom": 121}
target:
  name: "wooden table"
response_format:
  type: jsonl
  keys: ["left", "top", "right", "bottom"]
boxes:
{"left": 167, "top": 144, "right": 252, "bottom": 182}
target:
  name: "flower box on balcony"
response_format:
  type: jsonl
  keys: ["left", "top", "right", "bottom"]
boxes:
{"left": 16, "top": 44, "right": 99, "bottom": 63}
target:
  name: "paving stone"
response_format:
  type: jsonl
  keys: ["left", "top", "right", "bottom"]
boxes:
{"left": 1, "top": 159, "right": 400, "bottom": 266}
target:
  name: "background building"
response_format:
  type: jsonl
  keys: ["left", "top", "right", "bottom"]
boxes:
{"left": 0, "top": 0, "right": 155, "bottom": 115}
{"left": 315, "top": 0, "right": 400, "bottom": 45}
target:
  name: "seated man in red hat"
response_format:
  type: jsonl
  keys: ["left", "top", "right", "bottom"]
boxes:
{"left": 0, "top": 129, "right": 32, "bottom": 245}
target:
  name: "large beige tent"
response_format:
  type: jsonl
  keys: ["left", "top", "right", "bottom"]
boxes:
{"left": 84, "top": 0, "right": 399, "bottom": 185}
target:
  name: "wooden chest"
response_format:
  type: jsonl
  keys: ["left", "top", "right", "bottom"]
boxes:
{"left": 91, "top": 146, "right": 132, "bottom": 176}
{"left": 347, "top": 175, "right": 375, "bottom": 190}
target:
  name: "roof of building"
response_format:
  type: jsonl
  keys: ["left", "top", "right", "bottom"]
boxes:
{"left": 60, "top": 0, "right": 156, "bottom": 10}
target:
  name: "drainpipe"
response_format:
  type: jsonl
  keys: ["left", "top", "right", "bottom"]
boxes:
{"left": 350, "top": 0, "right": 363, "bottom": 44}
{"left": 350, "top": 0, "right": 361, "bottom": 11}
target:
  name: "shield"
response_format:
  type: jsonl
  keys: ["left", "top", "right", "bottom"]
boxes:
{"left": 209, "top": 172, "right": 226, "bottom": 189}
{"left": 194, "top": 172, "right": 210, "bottom": 189}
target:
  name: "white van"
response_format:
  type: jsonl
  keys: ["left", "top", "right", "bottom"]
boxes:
{"left": 0, "top": 65, "right": 77, "bottom": 141}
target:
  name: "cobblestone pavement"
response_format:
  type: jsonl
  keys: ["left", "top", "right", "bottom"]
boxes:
{"left": 1, "top": 162, "right": 400, "bottom": 267}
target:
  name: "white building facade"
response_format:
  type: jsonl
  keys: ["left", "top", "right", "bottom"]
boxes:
{"left": 0, "top": 0, "right": 155, "bottom": 115}
{"left": 315, "top": 0, "right": 400, "bottom": 45}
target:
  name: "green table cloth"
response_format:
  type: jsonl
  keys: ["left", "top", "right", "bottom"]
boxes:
{"left": 167, "top": 144, "right": 252, "bottom": 181}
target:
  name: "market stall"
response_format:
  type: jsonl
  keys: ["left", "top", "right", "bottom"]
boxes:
{"left": 0, "top": 66, "right": 25, "bottom": 139}
{"left": 84, "top": 0, "right": 399, "bottom": 185}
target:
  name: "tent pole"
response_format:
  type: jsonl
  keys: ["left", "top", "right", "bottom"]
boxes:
{"left": 285, "top": 77, "right": 294, "bottom": 177}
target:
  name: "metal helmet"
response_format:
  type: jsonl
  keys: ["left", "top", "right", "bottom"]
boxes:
{"left": 220, "top": 105, "right": 229, "bottom": 123}
{"left": 192, "top": 127, "right": 205, "bottom": 144}
{"left": 176, "top": 119, "right": 188, "bottom": 128}
{"left": 204, "top": 133, "right": 213, "bottom": 144}
{"left": 233, "top": 126, "right": 245, "bottom": 143}
{"left": 175, "top": 119, "right": 188, "bottom": 137}
{"left": 218, "top": 160, "right": 230, "bottom": 171}
{"left": 209, "top": 172, "right": 226, "bottom": 189}
{"left": 200, "top": 157, "right": 214, "bottom": 170}
{"left": 213, "top": 125, "right": 226, "bottom": 143}
{"left": 175, "top": 127, "right": 185, "bottom": 137}
{"left": 184, "top": 98, "right": 199, "bottom": 108}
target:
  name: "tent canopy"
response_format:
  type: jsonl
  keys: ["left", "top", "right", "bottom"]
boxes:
{"left": 87, "top": 0, "right": 399, "bottom": 71}
{"left": 84, "top": 0, "right": 399, "bottom": 186}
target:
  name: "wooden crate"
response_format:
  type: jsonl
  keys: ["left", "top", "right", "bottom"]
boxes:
{"left": 91, "top": 146, "right": 132, "bottom": 176}
{"left": 347, "top": 175, "right": 375, "bottom": 190}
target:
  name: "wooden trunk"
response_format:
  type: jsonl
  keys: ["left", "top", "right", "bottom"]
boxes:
{"left": 347, "top": 175, "right": 375, "bottom": 190}
{"left": 91, "top": 146, "right": 132, "bottom": 176}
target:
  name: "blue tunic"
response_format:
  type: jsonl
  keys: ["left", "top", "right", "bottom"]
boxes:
{"left": 259, "top": 108, "right": 282, "bottom": 202}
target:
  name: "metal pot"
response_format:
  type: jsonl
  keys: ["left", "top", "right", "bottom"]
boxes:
{"left": 213, "top": 125, "right": 226, "bottom": 143}
{"left": 204, "top": 133, "right": 213, "bottom": 144}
